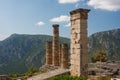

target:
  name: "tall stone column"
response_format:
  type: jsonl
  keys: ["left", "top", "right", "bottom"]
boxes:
{"left": 61, "top": 43, "right": 68, "bottom": 69}
{"left": 46, "top": 41, "right": 52, "bottom": 65}
{"left": 52, "top": 24, "right": 59, "bottom": 66}
{"left": 70, "top": 8, "right": 90, "bottom": 77}
{"left": 59, "top": 44, "right": 62, "bottom": 66}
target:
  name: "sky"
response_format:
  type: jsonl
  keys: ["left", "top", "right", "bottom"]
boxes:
{"left": 0, "top": 0, "right": 120, "bottom": 41}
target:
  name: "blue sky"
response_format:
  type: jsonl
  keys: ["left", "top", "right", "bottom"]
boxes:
{"left": 0, "top": 0, "right": 120, "bottom": 41}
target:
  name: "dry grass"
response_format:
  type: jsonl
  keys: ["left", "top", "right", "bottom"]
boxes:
{"left": 88, "top": 76, "right": 111, "bottom": 80}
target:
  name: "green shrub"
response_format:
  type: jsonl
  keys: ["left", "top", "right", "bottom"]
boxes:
{"left": 8, "top": 67, "right": 37, "bottom": 78}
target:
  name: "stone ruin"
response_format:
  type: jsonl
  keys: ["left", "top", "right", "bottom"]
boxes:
{"left": 45, "top": 8, "right": 90, "bottom": 77}
{"left": 30, "top": 8, "right": 120, "bottom": 80}
{"left": 0, "top": 75, "right": 10, "bottom": 80}
{"left": 70, "top": 8, "right": 90, "bottom": 77}
{"left": 52, "top": 24, "right": 60, "bottom": 66}
{"left": 46, "top": 24, "right": 69, "bottom": 69}
{"left": 88, "top": 61, "right": 120, "bottom": 77}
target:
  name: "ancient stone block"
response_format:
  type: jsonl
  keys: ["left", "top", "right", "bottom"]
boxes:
{"left": 0, "top": 75, "right": 10, "bottom": 80}
{"left": 61, "top": 43, "right": 68, "bottom": 69}
{"left": 52, "top": 24, "right": 59, "bottom": 66}
{"left": 70, "top": 8, "right": 90, "bottom": 77}
{"left": 59, "top": 44, "right": 61, "bottom": 66}
{"left": 46, "top": 41, "right": 52, "bottom": 65}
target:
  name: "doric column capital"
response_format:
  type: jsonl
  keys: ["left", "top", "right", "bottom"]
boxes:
{"left": 70, "top": 8, "right": 90, "bottom": 20}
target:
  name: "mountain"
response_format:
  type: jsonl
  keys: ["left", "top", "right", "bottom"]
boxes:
{"left": 89, "top": 29, "right": 120, "bottom": 60}
{"left": 0, "top": 34, "right": 70, "bottom": 74}
{"left": 0, "top": 28, "right": 120, "bottom": 75}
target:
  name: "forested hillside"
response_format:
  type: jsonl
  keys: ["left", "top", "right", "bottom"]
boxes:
{"left": 0, "top": 28, "right": 120, "bottom": 74}
{"left": 0, "top": 34, "right": 69, "bottom": 74}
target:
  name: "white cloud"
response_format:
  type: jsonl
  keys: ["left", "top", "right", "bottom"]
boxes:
{"left": 87, "top": 0, "right": 120, "bottom": 11}
{"left": 65, "top": 23, "right": 71, "bottom": 27}
{"left": 58, "top": 0, "right": 79, "bottom": 4}
{"left": 50, "top": 15, "right": 70, "bottom": 22}
{"left": 36, "top": 21, "right": 45, "bottom": 26}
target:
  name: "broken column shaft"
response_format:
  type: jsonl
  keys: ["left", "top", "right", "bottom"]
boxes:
{"left": 61, "top": 43, "right": 68, "bottom": 69}
{"left": 46, "top": 41, "right": 52, "bottom": 65}
{"left": 52, "top": 24, "right": 59, "bottom": 66}
{"left": 59, "top": 44, "right": 62, "bottom": 66}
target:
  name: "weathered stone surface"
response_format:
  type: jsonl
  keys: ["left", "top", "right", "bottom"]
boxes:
{"left": 0, "top": 75, "right": 10, "bottom": 80}
{"left": 46, "top": 41, "right": 52, "bottom": 65}
{"left": 70, "top": 8, "right": 90, "bottom": 20}
{"left": 59, "top": 44, "right": 61, "bottom": 66}
{"left": 70, "top": 8, "right": 90, "bottom": 77}
{"left": 39, "top": 64, "right": 60, "bottom": 72}
{"left": 52, "top": 24, "right": 59, "bottom": 66}
{"left": 61, "top": 43, "right": 68, "bottom": 69}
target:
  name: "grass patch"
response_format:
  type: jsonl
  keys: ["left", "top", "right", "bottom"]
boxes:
{"left": 46, "top": 75, "right": 87, "bottom": 80}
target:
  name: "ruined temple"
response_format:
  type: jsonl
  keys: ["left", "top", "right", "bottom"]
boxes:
{"left": 45, "top": 24, "right": 69, "bottom": 68}
{"left": 45, "top": 8, "right": 90, "bottom": 77}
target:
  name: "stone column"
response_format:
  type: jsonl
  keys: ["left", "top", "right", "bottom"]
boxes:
{"left": 70, "top": 8, "right": 90, "bottom": 77}
{"left": 0, "top": 75, "right": 9, "bottom": 80}
{"left": 46, "top": 41, "right": 52, "bottom": 65}
{"left": 52, "top": 24, "right": 59, "bottom": 66}
{"left": 61, "top": 43, "right": 68, "bottom": 69}
{"left": 59, "top": 44, "right": 62, "bottom": 66}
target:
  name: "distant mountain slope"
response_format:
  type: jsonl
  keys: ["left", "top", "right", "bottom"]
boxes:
{"left": 89, "top": 29, "right": 120, "bottom": 60}
{"left": 0, "top": 34, "right": 70, "bottom": 74}
{"left": 0, "top": 28, "right": 120, "bottom": 75}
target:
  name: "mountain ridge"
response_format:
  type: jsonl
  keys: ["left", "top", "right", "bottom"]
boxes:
{"left": 0, "top": 28, "right": 120, "bottom": 74}
{"left": 0, "top": 34, "right": 70, "bottom": 74}
{"left": 89, "top": 28, "right": 120, "bottom": 60}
